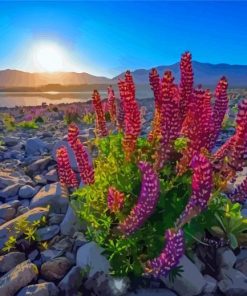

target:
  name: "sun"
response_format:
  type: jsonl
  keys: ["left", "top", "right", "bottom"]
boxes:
{"left": 33, "top": 43, "right": 66, "bottom": 72}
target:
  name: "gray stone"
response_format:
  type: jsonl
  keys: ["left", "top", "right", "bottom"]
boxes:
{"left": 41, "top": 249, "right": 64, "bottom": 262}
{"left": 4, "top": 136, "right": 19, "bottom": 147}
{"left": 51, "top": 237, "right": 74, "bottom": 252}
{"left": 25, "top": 137, "right": 49, "bottom": 155}
{"left": 203, "top": 274, "right": 217, "bottom": 294}
{"left": 0, "top": 207, "right": 49, "bottom": 249}
{"left": 0, "top": 260, "right": 38, "bottom": 296}
{"left": 36, "top": 225, "right": 60, "bottom": 241}
{"left": 40, "top": 257, "right": 73, "bottom": 281}
{"left": 19, "top": 185, "right": 37, "bottom": 199}
{"left": 49, "top": 213, "right": 65, "bottom": 225}
{"left": 60, "top": 206, "right": 79, "bottom": 236}
{"left": 72, "top": 232, "right": 87, "bottom": 252}
{"left": 127, "top": 288, "right": 177, "bottom": 296}
{"left": 58, "top": 266, "right": 82, "bottom": 295}
{"left": 16, "top": 282, "right": 59, "bottom": 296}
{"left": 0, "top": 252, "right": 26, "bottom": 273}
{"left": 218, "top": 268, "right": 247, "bottom": 295}
{"left": 76, "top": 241, "right": 110, "bottom": 277}
{"left": 236, "top": 257, "right": 247, "bottom": 276}
{"left": 34, "top": 174, "right": 47, "bottom": 185}
{"left": 17, "top": 205, "right": 29, "bottom": 216}
{"left": 0, "top": 203, "right": 16, "bottom": 220}
{"left": 85, "top": 272, "right": 129, "bottom": 296}
{"left": 30, "top": 183, "right": 68, "bottom": 214}
{"left": 45, "top": 169, "right": 58, "bottom": 182}
{"left": 28, "top": 249, "right": 39, "bottom": 261}
{"left": 0, "top": 183, "right": 20, "bottom": 199}
{"left": 27, "top": 157, "right": 52, "bottom": 176}
{"left": 162, "top": 255, "right": 206, "bottom": 296}
{"left": 216, "top": 247, "right": 236, "bottom": 269}
{"left": 241, "top": 208, "right": 247, "bottom": 218}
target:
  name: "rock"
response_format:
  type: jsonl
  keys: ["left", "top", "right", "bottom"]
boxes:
{"left": 58, "top": 266, "right": 82, "bottom": 295}
{"left": 60, "top": 206, "right": 79, "bottom": 236}
{"left": 25, "top": 137, "right": 49, "bottom": 155}
{"left": 0, "top": 260, "right": 38, "bottom": 296}
{"left": 192, "top": 253, "right": 206, "bottom": 272}
{"left": 40, "top": 257, "right": 73, "bottom": 281}
{"left": 241, "top": 208, "right": 247, "bottom": 218}
{"left": 30, "top": 183, "right": 68, "bottom": 214}
{"left": 218, "top": 267, "right": 247, "bottom": 295}
{"left": 49, "top": 213, "right": 65, "bottom": 225}
{"left": 85, "top": 272, "right": 129, "bottom": 296}
{"left": 162, "top": 255, "right": 206, "bottom": 296}
{"left": 126, "top": 288, "right": 177, "bottom": 296}
{"left": 76, "top": 242, "right": 110, "bottom": 277}
{"left": 0, "top": 207, "right": 49, "bottom": 249}
{"left": 27, "top": 157, "right": 52, "bottom": 176}
{"left": 0, "top": 203, "right": 16, "bottom": 220}
{"left": 0, "top": 218, "right": 5, "bottom": 225}
{"left": 19, "top": 185, "right": 37, "bottom": 199}
{"left": 0, "top": 183, "right": 20, "bottom": 199}
{"left": 34, "top": 174, "right": 47, "bottom": 185}
{"left": 0, "top": 252, "right": 26, "bottom": 273}
{"left": 17, "top": 205, "right": 29, "bottom": 216}
{"left": 45, "top": 169, "right": 58, "bottom": 182}
{"left": 203, "top": 274, "right": 217, "bottom": 294}
{"left": 36, "top": 225, "right": 60, "bottom": 241}
{"left": 3, "top": 136, "right": 19, "bottom": 147}
{"left": 235, "top": 257, "right": 247, "bottom": 276}
{"left": 41, "top": 249, "right": 64, "bottom": 262}
{"left": 51, "top": 237, "right": 74, "bottom": 252}
{"left": 216, "top": 247, "right": 236, "bottom": 269}
{"left": 28, "top": 249, "right": 39, "bottom": 261}
{"left": 16, "top": 282, "right": 59, "bottom": 296}
{"left": 72, "top": 232, "right": 87, "bottom": 252}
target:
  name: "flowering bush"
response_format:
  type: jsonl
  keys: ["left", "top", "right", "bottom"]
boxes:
{"left": 57, "top": 52, "right": 247, "bottom": 278}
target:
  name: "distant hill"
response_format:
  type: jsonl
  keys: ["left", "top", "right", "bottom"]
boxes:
{"left": 115, "top": 61, "right": 247, "bottom": 88}
{"left": 0, "top": 61, "right": 247, "bottom": 89}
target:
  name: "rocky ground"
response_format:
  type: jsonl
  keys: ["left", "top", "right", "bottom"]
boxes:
{"left": 0, "top": 99, "right": 247, "bottom": 296}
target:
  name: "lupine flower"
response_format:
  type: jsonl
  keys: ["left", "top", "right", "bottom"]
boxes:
{"left": 118, "top": 161, "right": 160, "bottom": 235}
{"left": 92, "top": 90, "right": 108, "bottom": 137}
{"left": 176, "top": 153, "right": 213, "bottom": 228}
{"left": 154, "top": 71, "right": 181, "bottom": 170}
{"left": 148, "top": 69, "right": 162, "bottom": 142}
{"left": 180, "top": 51, "right": 194, "bottom": 120}
{"left": 117, "top": 99, "right": 125, "bottom": 131}
{"left": 107, "top": 86, "right": 117, "bottom": 124}
{"left": 228, "top": 176, "right": 247, "bottom": 203}
{"left": 107, "top": 187, "right": 125, "bottom": 213}
{"left": 118, "top": 71, "right": 141, "bottom": 161}
{"left": 209, "top": 77, "right": 228, "bottom": 150}
{"left": 67, "top": 123, "right": 95, "bottom": 185}
{"left": 144, "top": 228, "right": 184, "bottom": 278}
{"left": 56, "top": 146, "right": 78, "bottom": 188}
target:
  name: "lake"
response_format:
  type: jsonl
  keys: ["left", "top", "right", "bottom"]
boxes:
{"left": 0, "top": 86, "right": 153, "bottom": 108}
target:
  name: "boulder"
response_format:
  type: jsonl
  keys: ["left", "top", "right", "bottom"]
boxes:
{"left": 0, "top": 260, "right": 38, "bottom": 296}
{"left": 45, "top": 169, "right": 58, "bottom": 182}
{"left": 16, "top": 282, "right": 59, "bottom": 296}
{"left": 0, "top": 203, "right": 16, "bottom": 220}
{"left": 76, "top": 242, "right": 110, "bottom": 277}
{"left": 3, "top": 136, "right": 19, "bottom": 147}
{"left": 235, "top": 257, "right": 247, "bottom": 277}
{"left": 27, "top": 157, "right": 52, "bottom": 176}
{"left": 30, "top": 182, "right": 68, "bottom": 214}
{"left": 58, "top": 266, "right": 82, "bottom": 295}
{"left": 126, "top": 288, "right": 177, "bottom": 296}
{"left": 0, "top": 252, "right": 26, "bottom": 273}
{"left": 216, "top": 247, "right": 236, "bottom": 269}
{"left": 0, "top": 183, "right": 20, "bottom": 199}
{"left": 162, "top": 255, "right": 206, "bottom": 296}
{"left": 36, "top": 225, "right": 60, "bottom": 241}
{"left": 40, "top": 257, "right": 73, "bottom": 281}
{"left": 60, "top": 206, "right": 80, "bottom": 236}
{"left": 203, "top": 274, "right": 217, "bottom": 294}
{"left": 19, "top": 185, "right": 37, "bottom": 199}
{"left": 25, "top": 137, "right": 49, "bottom": 155}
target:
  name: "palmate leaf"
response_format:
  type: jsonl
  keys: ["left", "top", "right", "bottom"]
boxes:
{"left": 168, "top": 265, "right": 184, "bottom": 283}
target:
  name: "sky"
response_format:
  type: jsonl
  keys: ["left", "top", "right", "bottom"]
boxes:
{"left": 0, "top": 1, "right": 247, "bottom": 77}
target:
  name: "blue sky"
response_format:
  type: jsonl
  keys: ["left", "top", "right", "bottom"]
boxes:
{"left": 0, "top": 1, "right": 246, "bottom": 77}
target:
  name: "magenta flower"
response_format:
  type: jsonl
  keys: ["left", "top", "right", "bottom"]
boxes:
{"left": 144, "top": 228, "right": 184, "bottom": 278}
{"left": 228, "top": 176, "right": 247, "bottom": 203}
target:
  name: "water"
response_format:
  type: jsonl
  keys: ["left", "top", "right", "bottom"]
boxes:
{"left": 0, "top": 92, "right": 103, "bottom": 108}
{"left": 0, "top": 86, "right": 153, "bottom": 108}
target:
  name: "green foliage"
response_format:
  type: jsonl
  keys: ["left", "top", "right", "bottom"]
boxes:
{"left": 64, "top": 110, "right": 80, "bottom": 125}
{"left": 35, "top": 116, "right": 44, "bottom": 123}
{"left": 17, "top": 121, "right": 39, "bottom": 129}
{"left": 82, "top": 113, "right": 95, "bottom": 125}
{"left": 174, "top": 137, "right": 189, "bottom": 152}
{"left": 222, "top": 116, "right": 235, "bottom": 130}
{"left": 1, "top": 113, "right": 16, "bottom": 131}
{"left": 209, "top": 198, "right": 247, "bottom": 249}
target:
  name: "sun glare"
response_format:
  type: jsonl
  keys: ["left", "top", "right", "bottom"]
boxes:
{"left": 33, "top": 43, "right": 66, "bottom": 72}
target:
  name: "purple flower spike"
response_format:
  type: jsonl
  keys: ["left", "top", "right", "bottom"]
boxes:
{"left": 144, "top": 228, "right": 184, "bottom": 278}
{"left": 118, "top": 161, "right": 160, "bottom": 235}
{"left": 228, "top": 176, "right": 247, "bottom": 203}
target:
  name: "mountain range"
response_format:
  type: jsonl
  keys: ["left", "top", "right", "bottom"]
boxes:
{"left": 0, "top": 61, "right": 247, "bottom": 89}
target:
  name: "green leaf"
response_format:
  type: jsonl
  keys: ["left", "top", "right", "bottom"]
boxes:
{"left": 229, "top": 233, "right": 238, "bottom": 249}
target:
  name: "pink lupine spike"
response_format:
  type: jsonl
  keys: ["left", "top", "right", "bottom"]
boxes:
{"left": 118, "top": 161, "right": 160, "bottom": 235}
{"left": 107, "top": 86, "right": 117, "bottom": 124}
{"left": 228, "top": 176, "right": 247, "bottom": 203}
{"left": 118, "top": 72, "right": 141, "bottom": 161}
{"left": 176, "top": 153, "right": 213, "bottom": 228}
{"left": 180, "top": 51, "right": 194, "bottom": 120}
{"left": 213, "top": 135, "right": 236, "bottom": 161}
{"left": 73, "top": 139, "right": 95, "bottom": 185}
{"left": 68, "top": 123, "right": 80, "bottom": 149}
{"left": 92, "top": 90, "right": 108, "bottom": 137}
{"left": 56, "top": 146, "right": 78, "bottom": 188}
{"left": 144, "top": 228, "right": 184, "bottom": 278}
{"left": 107, "top": 187, "right": 125, "bottom": 213}
{"left": 117, "top": 99, "right": 125, "bottom": 131}
{"left": 209, "top": 77, "right": 228, "bottom": 150}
